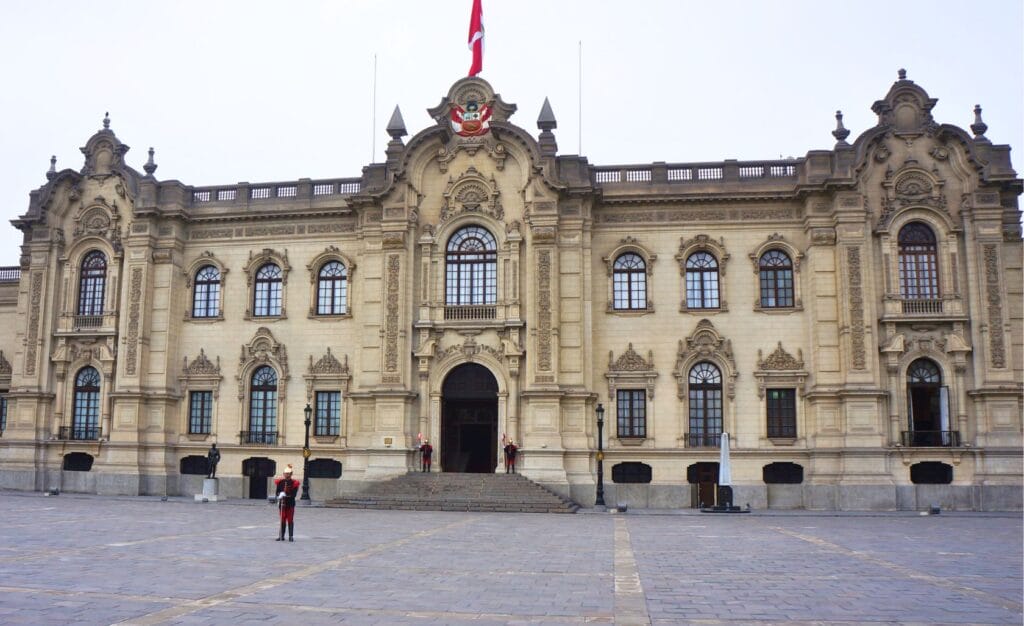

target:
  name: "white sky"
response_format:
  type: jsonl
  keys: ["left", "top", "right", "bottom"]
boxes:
{"left": 0, "top": 0, "right": 1021, "bottom": 266}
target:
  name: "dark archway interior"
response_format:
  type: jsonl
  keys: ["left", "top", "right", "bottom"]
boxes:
{"left": 442, "top": 363, "right": 498, "bottom": 473}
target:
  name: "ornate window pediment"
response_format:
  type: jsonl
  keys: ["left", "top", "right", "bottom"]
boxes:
{"left": 753, "top": 342, "right": 808, "bottom": 398}
{"left": 878, "top": 163, "right": 954, "bottom": 231}
{"left": 438, "top": 167, "right": 503, "bottom": 227}
{"left": 303, "top": 347, "right": 352, "bottom": 400}
{"left": 237, "top": 327, "right": 289, "bottom": 401}
{"left": 673, "top": 319, "right": 737, "bottom": 399}
{"left": 606, "top": 343, "right": 658, "bottom": 400}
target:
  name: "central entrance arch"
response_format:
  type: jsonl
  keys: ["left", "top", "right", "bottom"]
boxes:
{"left": 441, "top": 363, "right": 498, "bottom": 473}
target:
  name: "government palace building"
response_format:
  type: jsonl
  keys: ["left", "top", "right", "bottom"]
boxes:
{"left": 0, "top": 73, "right": 1020, "bottom": 510}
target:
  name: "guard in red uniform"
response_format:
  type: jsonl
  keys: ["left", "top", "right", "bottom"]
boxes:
{"left": 504, "top": 440, "right": 518, "bottom": 474}
{"left": 274, "top": 464, "right": 300, "bottom": 542}
{"left": 419, "top": 440, "right": 433, "bottom": 472}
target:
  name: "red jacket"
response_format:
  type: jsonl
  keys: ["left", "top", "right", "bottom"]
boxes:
{"left": 274, "top": 477, "right": 300, "bottom": 506}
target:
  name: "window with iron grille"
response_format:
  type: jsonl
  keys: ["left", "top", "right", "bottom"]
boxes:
{"left": 316, "top": 261, "right": 348, "bottom": 315}
{"left": 898, "top": 222, "right": 939, "bottom": 299}
{"left": 766, "top": 388, "right": 796, "bottom": 438}
{"left": 616, "top": 389, "right": 646, "bottom": 438}
{"left": 248, "top": 366, "right": 277, "bottom": 439}
{"left": 253, "top": 263, "right": 283, "bottom": 316}
{"left": 758, "top": 250, "right": 794, "bottom": 308}
{"left": 192, "top": 265, "right": 221, "bottom": 318}
{"left": 78, "top": 251, "right": 107, "bottom": 316}
{"left": 0, "top": 393, "right": 6, "bottom": 435}
{"left": 188, "top": 390, "right": 213, "bottom": 434}
{"left": 688, "top": 362, "right": 722, "bottom": 445}
{"left": 315, "top": 390, "right": 341, "bottom": 436}
{"left": 686, "top": 252, "right": 720, "bottom": 309}
{"left": 612, "top": 253, "right": 647, "bottom": 310}
{"left": 445, "top": 226, "right": 497, "bottom": 305}
{"left": 73, "top": 367, "right": 101, "bottom": 439}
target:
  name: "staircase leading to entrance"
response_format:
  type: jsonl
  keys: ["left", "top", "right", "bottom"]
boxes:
{"left": 324, "top": 472, "right": 579, "bottom": 514}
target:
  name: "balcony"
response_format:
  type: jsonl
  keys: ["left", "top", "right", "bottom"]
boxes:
{"left": 240, "top": 430, "right": 279, "bottom": 446}
{"left": 58, "top": 426, "right": 100, "bottom": 441}
{"left": 444, "top": 305, "right": 497, "bottom": 321}
{"left": 901, "top": 299, "right": 943, "bottom": 315}
{"left": 685, "top": 432, "right": 722, "bottom": 448}
{"left": 56, "top": 312, "right": 118, "bottom": 335}
{"left": 900, "top": 430, "right": 961, "bottom": 447}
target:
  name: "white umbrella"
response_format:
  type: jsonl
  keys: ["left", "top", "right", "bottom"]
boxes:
{"left": 718, "top": 432, "right": 732, "bottom": 486}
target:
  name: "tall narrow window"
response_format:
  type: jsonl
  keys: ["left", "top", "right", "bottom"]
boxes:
{"left": 758, "top": 250, "right": 794, "bottom": 308}
{"left": 72, "top": 366, "right": 101, "bottom": 440}
{"left": 78, "top": 251, "right": 107, "bottom": 316}
{"left": 192, "top": 265, "right": 221, "bottom": 318}
{"left": 315, "top": 390, "right": 341, "bottom": 436}
{"left": 688, "top": 362, "right": 722, "bottom": 447}
{"left": 247, "top": 366, "right": 278, "bottom": 444}
{"left": 0, "top": 392, "right": 7, "bottom": 435}
{"left": 686, "top": 252, "right": 720, "bottom": 309}
{"left": 766, "top": 388, "right": 797, "bottom": 438}
{"left": 613, "top": 253, "right": 647, "bottom": 310}
{"left": 189, "top": 390, "right": 213, "bottom": 435}
{"left": 898, "top": 222, "right": 939, "bottom": 299}
{"left": 253, "top": 263, "right": 283, "bottom": 317}
{"left": 316, "top": 261, "right": 348, "bottom": 315}
{"left": 446, "top": 226, "right": 497, "bottom": 306}
{"left": 616, "top": 389, "right": 646, "bottom": 438}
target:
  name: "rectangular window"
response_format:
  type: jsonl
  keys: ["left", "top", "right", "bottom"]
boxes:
{"left": 315, "top": 391, "right": 341, "bottom": 436}
{"left": 189, "top": 391, "right": 213, "bottom": 435}
{"left": 0, "top": 393, "right": 7, "bottom": 435}
{"left": 616, "top": 389, "right": 646, "bottom": 438}
{"left": 767, "top": 388, "right": 797, "bottom": 438}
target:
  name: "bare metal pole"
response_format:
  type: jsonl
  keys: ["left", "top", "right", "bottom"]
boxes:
{"left": 578, "top": 41, "right": 582, "bottom": 155}
{"left": 371, "top": 54, "right": 377, "bottom": 163}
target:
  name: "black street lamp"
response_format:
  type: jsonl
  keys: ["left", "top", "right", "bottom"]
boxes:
{"left": 595, "top": 402, "right": 606, "bottom": 507}
{"left": 301, "top": 402, "right": 312, "bottom": 502}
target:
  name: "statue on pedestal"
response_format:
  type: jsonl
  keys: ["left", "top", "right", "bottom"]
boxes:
{"left": 206, "top": 443, "right": 221, "bottom": 479}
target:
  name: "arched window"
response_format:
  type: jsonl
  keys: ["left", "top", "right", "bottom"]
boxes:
{"left": 78, "top": 251, "right": 107, "bottom": 316}
{"left": 613, "top": 253, "right": 647, "bottom": 310}
{"left": 688, "top": 362, "right": 722, "bottom": 447}
{"left": 446, "top": 226, "right": 497, "bottom": 306}
{"left": 905, "top": 358, "right": 953, "bottom": 446}
{"left": 898, "top": 222, "right": 939, "bottom": 300}
{"left": 758, "top": 250, "right": 794, "bottom": 308}
{"left": 192, "top": 265, "right": 221, "bottom": 318}
{"left": 247, "top": 366, "right": 278, "bottom": 444}
{"left": 72, "top": 366, "right": 101, "bottom": 440}
{"left": 316, "top": 261, "right": 348, "bottom": 315}
{"left": 253, "top": 263, "right": 283, "bottom": 317}
{"left": 686, "top": 252, "right": 720, "bottom": 309}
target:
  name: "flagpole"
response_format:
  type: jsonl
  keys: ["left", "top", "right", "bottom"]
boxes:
{"left": 578, "top": 40, "right": 583, "bottom": 155}
{"left": 371, "top": 53, "right": 377, "bottom": 163}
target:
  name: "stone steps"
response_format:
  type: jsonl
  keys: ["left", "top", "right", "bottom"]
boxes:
{"left": 324, "top": 472, "right": 579, "bottom": 514}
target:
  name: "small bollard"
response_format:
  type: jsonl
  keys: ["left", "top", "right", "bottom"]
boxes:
{"left": 929, "top": 504, "right": 941, "bottom": 515}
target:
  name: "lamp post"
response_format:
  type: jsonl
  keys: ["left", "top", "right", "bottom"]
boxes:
{"left": 595, "top": 402, "right": 606, "bottom": 507}
{"left": 301, "top": 402, "right": 312, "bottom": 502}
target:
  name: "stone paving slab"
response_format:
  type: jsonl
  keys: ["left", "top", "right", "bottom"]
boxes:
{"left": 0, "top": 491, "right": 1020, "bottom": 625}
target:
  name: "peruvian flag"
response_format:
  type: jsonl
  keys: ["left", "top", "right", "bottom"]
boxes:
{"left": 467, "top": 0, "right": 484, "bottom": 76}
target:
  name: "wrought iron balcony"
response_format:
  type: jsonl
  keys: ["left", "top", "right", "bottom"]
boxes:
{"left": 685, "top": 432, "right": 722, "bottom": 448}
{"left": 239, "top": 430, "right": 278, "bottom": 446}
{"left": 58, "top": 426, "right": 100, "bottom": 441}
{"left": 900, "top": 430, "right": 961, "bottom": 447}
{"left": 444, "top": 305, "right": 497, "bottom": 320}
{"left": 901, "top": 298, "right": 943, "bottom": 315}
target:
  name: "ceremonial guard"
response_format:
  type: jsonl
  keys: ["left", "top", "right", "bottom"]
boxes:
{"left": 504, "top": 439, "right": 518, "bottom": 474}
{"left": 274, "top": 465, "right": 301, "bottom": 541}
{"left": 419, "top": 439, "right": 433, "bottom": 472}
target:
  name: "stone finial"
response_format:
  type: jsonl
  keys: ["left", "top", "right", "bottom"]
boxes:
{"left": 386, "top": 105, "right": 407, "bottom": 139}
{"left": 970, "top": 104, "right": 988, "bottom": 139}
{"left": 537, "top": 97, "right": 557, "bottom": 131}
{"left": 46, "top": 155, "right": 57, "bottom": 181}
{"left": 897, "top": 68, "right": 907, "bottom": 81}
{"left": 103, "top": 111, "right": 110, "bottom": 130}
{"left": 832, "top": 110, "right": 850, "bottom": 145}
{"left": 143, "top": 147, "right": 158, "bottom": 176}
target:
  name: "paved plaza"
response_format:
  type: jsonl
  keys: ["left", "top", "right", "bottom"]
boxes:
{"left": 0, "top": 492, "right": 1020, "bottom": 625}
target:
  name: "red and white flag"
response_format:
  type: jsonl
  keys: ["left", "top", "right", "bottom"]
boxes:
{"left": 467, "top": 0, "right": 484, "bottom": 76}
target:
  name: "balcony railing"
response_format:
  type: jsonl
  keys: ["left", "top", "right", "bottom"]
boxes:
{"left": 58, "top": 426, "right": 100, "bottom": 441}
{"left": 592, "top": 159, "right": 800, "bottom": 186}
{"left": 0, "top": 267, "right": 21, "bottom": 282}
{"left": 900, "top": 430, "right": 961, "bottom": 447}
{"left": 240, "top": 430, "right": 278, "bottom": 446}
{"left": 901, "top": 299, "right": 943, "bottom": 315}
{"left": 191, "top": 177, "right": 362, "bottom": 206}
{"left": 686, "top": 432, "right": 722, "bottom": 448}
{"left": 73, "top": 315, "right": 104, "bottom": 330}
{"left": 444, "top": 305, "right": 497, "bottom": 321}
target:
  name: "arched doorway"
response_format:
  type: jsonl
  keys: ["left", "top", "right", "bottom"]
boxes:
{"left": 441, "top": 363, "right": 498, "bottom": 472}
{"left": 906, "top": 358, "right": 949, "bottom": 446}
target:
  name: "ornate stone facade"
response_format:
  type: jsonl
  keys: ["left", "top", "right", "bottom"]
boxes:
{"left": 0, "top": 73, "right": 1019, "bottom": 511}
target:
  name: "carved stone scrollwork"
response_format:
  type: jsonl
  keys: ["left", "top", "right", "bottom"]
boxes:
{"left": 237, "top": 327, "right": 289, "bottom": 400}
{"left": 606, "top": 343, "right": 658, "bottom": 401}
{"left": 753, "top": 342, "right": 808, "bottom": 399}
{"left": 877, "top": 164, "right": 951, "bottom": 230}
{"left": 304, "top": 347, "right": 352, "bottom": 400}
{"left": 71, "top": 196, "right": 123, "bottom": 247}
{"left": 673, "top": 319, "right": 738, "bottom": 399}
{"left": 438, "top": 166, "right": 504, "bottom": 227}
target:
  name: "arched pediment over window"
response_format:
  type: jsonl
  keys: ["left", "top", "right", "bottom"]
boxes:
{"left": 673, "top": 319, "right": 738, "bottom": 399}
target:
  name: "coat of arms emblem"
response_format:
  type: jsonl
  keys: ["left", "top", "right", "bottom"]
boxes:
{"left": 450, "top": 100, "right": 492, "bottom": 137}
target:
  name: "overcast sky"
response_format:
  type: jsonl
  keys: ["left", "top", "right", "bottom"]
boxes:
{"left": 0, "top": 0, "right": 1020, "bottom": 266}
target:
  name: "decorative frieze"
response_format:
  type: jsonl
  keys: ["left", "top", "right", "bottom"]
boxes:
{"left": 25, "top": 272, "right": 42, "bottom": 376}
{"left": 537, "top": 249, "right": 552, "bottom": 371}
{"left": 983, "top": 244, "right": 1006, "bottom": 368}
{"left": 383, "top": 254, "right": 401, "bottom": 383}
{"left": 125, "top": 267, "right": 143, "bottom": 375}
{"left": 847, "top": 246, "right": 866, "bottom": 369}
{"left": 596, "top": 207, "right": 799, "bottom": 224}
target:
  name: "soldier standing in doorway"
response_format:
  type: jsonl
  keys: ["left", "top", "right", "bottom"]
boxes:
{"left": 420, "top": 439, "right": 433, "bottom": 472}
{"left": 274, "top": 465, "right": 300, "bottom": 542}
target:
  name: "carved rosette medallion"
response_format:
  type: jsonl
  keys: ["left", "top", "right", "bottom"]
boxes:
{"left": 847, "top": 246, "right": 865, "bottom": 369}
{"left": 983, "top": 244, "right": 1006, "bottom": 368}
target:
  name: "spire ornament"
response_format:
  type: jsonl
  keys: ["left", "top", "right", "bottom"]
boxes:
{"left": 970, "top": 104, "right": 988, "bottom": 140}
{"left": 102, "top": 112, "right": 110, "bottom": 130}
{"left": 46, "top": 155, "right": 57, "bottom": 181}
{"left": 832, "top": 110, "right": 850, "bottom": 145}
{"left": 143, "top": 147, "right": 158, "bottom": 176}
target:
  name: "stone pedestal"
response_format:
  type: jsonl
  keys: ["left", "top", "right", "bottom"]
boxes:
{"left": 194, "top": 478, "right": 222, "bottom": 502}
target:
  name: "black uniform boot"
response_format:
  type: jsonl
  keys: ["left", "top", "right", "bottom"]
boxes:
{"left": 276, "top": 521, "right": 285, "bottom": 541}
{"left": 288, "top": 522, "right": 294, "bottom": 542}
